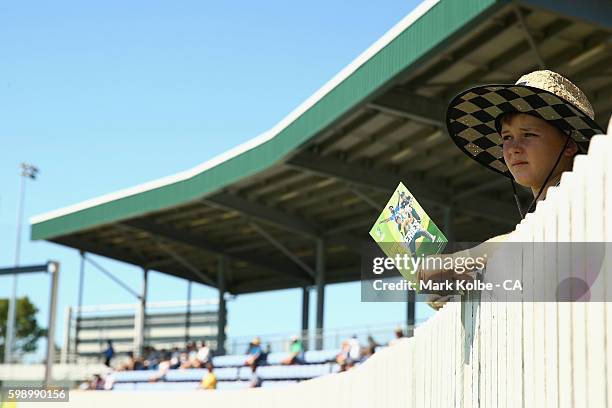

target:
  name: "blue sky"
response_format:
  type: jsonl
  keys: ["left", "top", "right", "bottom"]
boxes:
{"left": 0, "top": 0, "right": 435, "bottom": 360}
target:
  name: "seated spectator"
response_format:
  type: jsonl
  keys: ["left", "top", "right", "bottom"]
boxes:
{"left": 190, "top": 355, "right": 203, "bottom": 369}
{"left": 249, "top": 364, "right": 262, "bottom": 388}
{"left": 88, "top": 374, "right": 105, "bottom": 390}
{"left": 336, "top": 337, "right": 360, "bottom": 371}
{"left": 362, "top": 335, "right": 379, "bottom": 360}
{"left": 143, "top": 346, "right": 160, "bottom": 370}
{"left": 179, "top": 351, "right": 192, "bottom": 369}
{"left": 343, "top": 359, "right": 356, "bottom": 372}
{"left": 388, "top": 328, "right": 405, "bottom": 346}
{"left": 103, "top": 370, "right": 115, "bottom": 390}
{"left": 117, "top": 351, "right": 143, "bottom": 371}
{"left": 335, "top": 340, "right": 351, "bottom": 366}
{"left": 197, "top": 340, "right": 211, "bottom": 365}
{"left": 187, "top": 341, "right": 197, "bottom": 360}
{"left": 170, "top": 347, "right": 181, "bottom": 369}
{"left": 149, "top": 350, "right": 171, "bottom": 382}
{"left": 282, "top": 335, "right": 304, "bottom": 365}
{"left": 245, "top": 337, "right": 265, "bottom": 366}
{"left": 186, "top": 341, "right": 204, "bottom": 368}
{"left": 200, "top": 362, "right": 217, "bottom": 390}
{"left": 103, "top": 340, "right": 114, "bottom": 367}
{"left": 141, "top": 346, "right": 150, "bottom": 368}
{"left": 348, "top": 335, "right": 360, "bottom": 362}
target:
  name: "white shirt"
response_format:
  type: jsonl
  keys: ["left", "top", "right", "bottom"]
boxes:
{"left": 348, "top": 338, "right": 360, "bottom": 360}
{"left": 197, "top": 346, "right": 211, "bottom": 362}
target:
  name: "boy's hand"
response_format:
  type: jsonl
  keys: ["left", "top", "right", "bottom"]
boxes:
{"left": 425, "top": 294, "right": 454, "bottom": 310}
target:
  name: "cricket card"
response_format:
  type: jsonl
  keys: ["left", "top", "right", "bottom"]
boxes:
{"left": 369, "top": 182, "right": 447, "bottom": 283}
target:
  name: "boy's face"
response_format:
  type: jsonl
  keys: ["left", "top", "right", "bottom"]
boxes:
{"left": 501, "top": 113, "right": 577, "bottom": 189}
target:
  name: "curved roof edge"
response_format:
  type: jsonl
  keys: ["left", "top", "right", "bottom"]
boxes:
{"left": 31, "top": 0, "right": 500, "bottom": 241}
{"left": 31, "top": 0, "right": 439, "bottom": 227}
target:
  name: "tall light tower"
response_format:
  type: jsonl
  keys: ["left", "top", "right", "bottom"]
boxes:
{"left": 4, "top": 163, "right": 39, "bottom": 364}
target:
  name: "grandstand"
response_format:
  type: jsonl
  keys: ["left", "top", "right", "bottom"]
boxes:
{"left": 6, "top": 0, "right": 611, "bottom": 405}
{"left": 29, "top": 0, "right": 612, "bottom": 358}
{"left": 62, "top": 299, "right": 220, "bottom": 362}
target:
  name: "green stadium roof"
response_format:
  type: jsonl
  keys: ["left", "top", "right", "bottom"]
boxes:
{"left": 30, "top": 0, "right": 612, "bottom": 293}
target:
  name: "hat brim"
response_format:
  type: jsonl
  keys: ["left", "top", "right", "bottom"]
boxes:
{"left": 446, "top": 84, "right": 604, "bottom": 178}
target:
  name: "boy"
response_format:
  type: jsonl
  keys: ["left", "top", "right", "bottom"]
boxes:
{"left": 421, "top": 70, "right": 604, "bottom": 307}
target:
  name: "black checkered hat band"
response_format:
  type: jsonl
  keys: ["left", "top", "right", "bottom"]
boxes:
{"left": 446, "top": 85, "right": 603, "bottom": 177}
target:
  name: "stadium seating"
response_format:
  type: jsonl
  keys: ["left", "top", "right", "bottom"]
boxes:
{"left": 237, "top": 364, "right": 334, "bottom": 381}
{"left": 109, "top": 348, "right": 350, "bottom": 390}
{"left": 303, "top": 349, "right": 338, "bottom": 364}
{"left": 112, "top": 370, "right": 156, "bottom": 383}
{"left": 211, "top": 354, "right": 248, "bottom": 367}
{"left": 166, "top": 367, "right": 237, "bottom": 382}
{"left": 265, "top": 352, "right": 292, "bottom": 365}
{"left": 114, "top": 381, "right": 250, "bottom": 391}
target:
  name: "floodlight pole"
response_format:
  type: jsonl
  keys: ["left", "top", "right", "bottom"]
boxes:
{"left": 44, "top": 262, "right": 60, "bottom": 386}
{"left": 5, "top": 163, "right": 38, "bottom": 364}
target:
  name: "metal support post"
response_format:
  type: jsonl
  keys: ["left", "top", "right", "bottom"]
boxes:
{"left": 301, "top": 287, "right": 310, "bottom": 349}
{"left": 60, "top": 306, "right": 72, "bottom": 364}
{"left": 315, "top": 239, "right": 325, "bottom": 350}
{"left": 185, "top": 280, "right": 192, "bottom": 345}
{"left": 217, "top": 256, "right": 227, "bottom": 355}
{"left": 134, "top": 268, "right": 148, "bottom": 358}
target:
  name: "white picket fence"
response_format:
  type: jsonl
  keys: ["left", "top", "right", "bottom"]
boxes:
{"left": 18, "top": 132, "right": 612, "bottom": 407}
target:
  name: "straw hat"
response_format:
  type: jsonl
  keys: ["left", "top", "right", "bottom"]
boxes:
{"left": 446, "top": 70, "right": 604, "bottom": 177}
